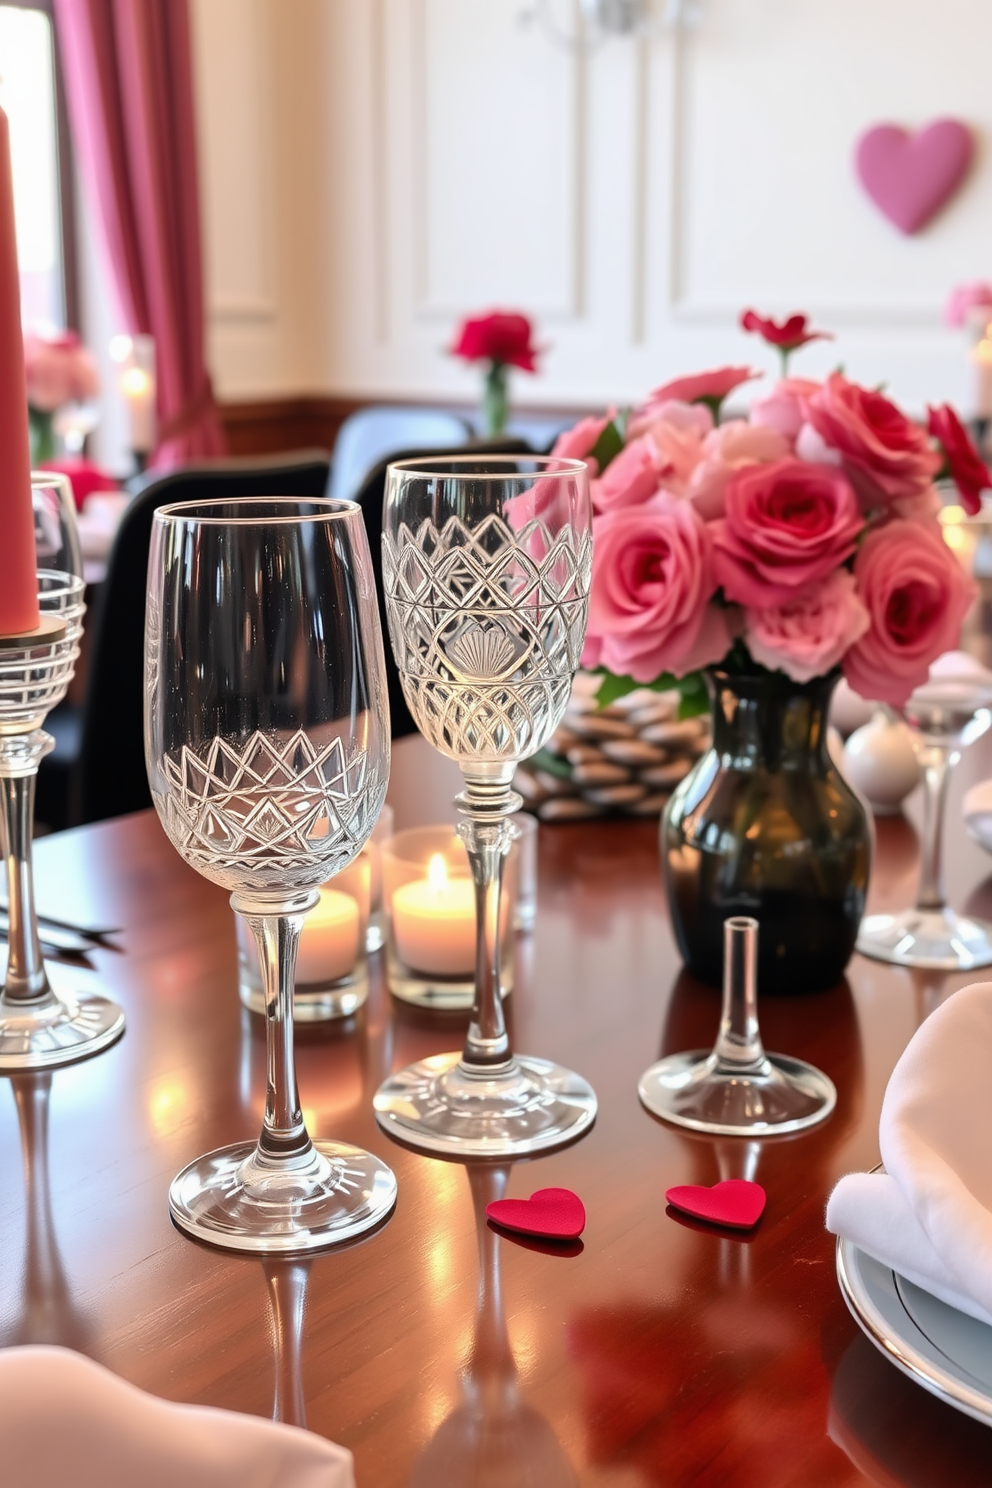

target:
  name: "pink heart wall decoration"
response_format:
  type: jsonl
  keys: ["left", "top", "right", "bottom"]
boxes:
{"left": 855, "top": 120, "right": 973, "bottom": 235}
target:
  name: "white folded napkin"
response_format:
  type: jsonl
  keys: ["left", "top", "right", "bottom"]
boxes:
{"left": 0, "top": 1346, "right": 355, "bottom": 1488}
{"left": 826, "top": 978, "right": 992, "bottom": 1328}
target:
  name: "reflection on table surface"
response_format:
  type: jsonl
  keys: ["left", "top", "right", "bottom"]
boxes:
{"left": 1, "top": 732, "right": 992, "bottom": 1485}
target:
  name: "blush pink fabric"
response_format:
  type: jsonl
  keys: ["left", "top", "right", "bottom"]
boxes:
{"left": 855, "top": 120, "right": 973, "bottom": 235}
{"left": 711, "top": 458, "right": 863, "bottom": 608}
{"left": 55, "top": 0, "right": 225, "bottom": 467}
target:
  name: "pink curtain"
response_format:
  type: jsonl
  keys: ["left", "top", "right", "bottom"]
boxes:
{"left": 55, "top": 0, "right": 226, "bottom": 466}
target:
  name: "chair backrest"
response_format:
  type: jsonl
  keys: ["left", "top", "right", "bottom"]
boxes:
{"left": 72, "top": 450, "right": 331, "bottom": 826}
{"left": 327, "top": 406, "right": 471, "bottom": 504}
{"left": 350, "top": 439, "right": 532, "bottom": 740}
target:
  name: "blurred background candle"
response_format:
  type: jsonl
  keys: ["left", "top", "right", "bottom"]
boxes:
{"left": 0, "top": 103, "right": 38, "bottom": 636}
{"left": 296, "top": 887, "right": 360, "bottom": 984}
{"left": 392, "top": 852, "right": 476, "bottom": 976}
{"left": 109, "top": 333, "right": 156, "bottom": 462}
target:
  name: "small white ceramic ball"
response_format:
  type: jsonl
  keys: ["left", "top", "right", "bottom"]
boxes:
{"left": 842, "top": 711, "right": 920, "bottom": 815}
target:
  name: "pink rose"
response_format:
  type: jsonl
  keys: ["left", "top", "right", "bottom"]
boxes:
{"left": 687, "top": 421, "right": 791, "bottom": 520}
{"left": 551, "top": 413, "right": 611, "bottom": 476}
{"left": 745, "top": 570, "right": 870, "bottom": 683}
{"left": 630, "top": 366, "right": 761, "bottom": 431}
{"left": 591, "top": 435, "right": 660, "bottom": 514}
{"left": 584, "top": 494, "right": 734, "bottom": 680}
{"left": 750, "top": 378, "right": 821, "bottom": 441}
{"left": 806, "top": 373, "right": 941, "bottom": 510}
{"left": 641, "top": 401, "right": 712, "bottom": 494}
{"left": 712, "top": 458, "right": 863, "bottom": 607}
{"left": 628, "top": 396, "right": 712, "bottom": 444}
{"left": 23, "top": 332, "right": 99, "bottom": 411}
{"left": 843, "top": 520, "right": 978, "bottom": 706}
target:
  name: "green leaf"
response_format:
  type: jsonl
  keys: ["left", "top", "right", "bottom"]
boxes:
{"left": 589, "top": 418, "right": 624, "bottom": 475}
{"left": 591, "top": 667, "right": 711, "bottom": 719}
{"left": 592, "top": 670, "right": 642, "bottom": 707}
{"left": 526, "top": 747, "right": 573, "bottom": 780}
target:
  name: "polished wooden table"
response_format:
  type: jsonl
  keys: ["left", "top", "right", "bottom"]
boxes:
{"left": 4, "top": 733, "right": 992, "bottom": 1486}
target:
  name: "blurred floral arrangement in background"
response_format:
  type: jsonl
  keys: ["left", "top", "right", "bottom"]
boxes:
{"left": 450, "top": 309, "right": 540, "bottom": 436}
{"left": 550, "top": 309, "right": 985, "bottom": 713}
{"left": 24, "top": 329, "right": 100, "bottom": 466}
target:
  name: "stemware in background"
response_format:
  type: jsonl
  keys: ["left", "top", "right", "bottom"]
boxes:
{"left": 145, "top": 497, "right": 396, "bottom": 1252}
{"left": 639, "top": 916, "right": 836, "bottom": 1135}
{"left": 857, "top": 656, "right": 992, "bottom": 969}
{"left": 373, "top": 455, "right": 596, "bottom": 1156}
{"left": 0, "top": 473, "right": 124, "bottom": 1068}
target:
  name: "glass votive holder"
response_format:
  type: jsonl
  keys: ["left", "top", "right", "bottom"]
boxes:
{"left": 509, "top": 811, "right": 538, "bottom": 933}
{"left": 366, "top": 802, "right": 395, "bottom": 953}
{"left": 236, "top": 851, "right": 371, "bottom": 1021}
{"left": 382, "top": 825, "right": 517, "bottom": 1009}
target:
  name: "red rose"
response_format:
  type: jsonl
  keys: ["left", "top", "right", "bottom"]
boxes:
{"left": 711, "top": 457, "right": 863, "bottom": 608}
{"left": 927, "top": 403, "right": 989, "bottom": 517}
{"left": 844, "top": 520, "right": 977, "bottom": 706}
{"left": 806, "top": 373, "right": 941, "bottom": 510}
{"left": 740, "top": 309, "right": 831, "bottom": 353}
{"left": 450, "top": 311, "right": 539, "bottom": 372}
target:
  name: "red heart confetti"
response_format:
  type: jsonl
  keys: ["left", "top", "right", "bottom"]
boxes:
{"left": 486, "top": 1186, "right": 585, "bottom": 1240}
{"left": 665, "top": 1179, "right": 766, "bottom": 1231}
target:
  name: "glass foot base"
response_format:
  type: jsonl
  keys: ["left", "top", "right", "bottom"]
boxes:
{"left": 638, "top": 1050, "right": 836, "bottom": 1137}
{"left": 169, "top": 1139, "right": 397, "bottom": 1255}
{"left": 856, "top": 907, "right": 992, "bottom": 970}
{"left": 373, "top": 1051, "right": 597, "bottom": 1158}
{"left": 0, "top": 990, "right": 125, "bottom": 1070}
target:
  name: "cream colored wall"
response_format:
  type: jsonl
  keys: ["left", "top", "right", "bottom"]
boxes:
{"left": 190, "top": 0, "right": 992, "bottom": 414}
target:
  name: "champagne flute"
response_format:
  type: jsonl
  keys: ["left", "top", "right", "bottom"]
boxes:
{"left": 373, "top": 455, "right": 597, "bottom": 1156}
{"left": 145, "top": 497, "right": 396, "bottom": 1252}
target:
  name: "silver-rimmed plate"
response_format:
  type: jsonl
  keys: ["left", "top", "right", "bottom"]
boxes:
{"left": 836, "top": 1237, "right": 992, "bottom": 1427}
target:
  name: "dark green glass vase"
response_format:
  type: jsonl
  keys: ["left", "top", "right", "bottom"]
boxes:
{"left": 662, "top": 667, "right": 871, "bottom": 994}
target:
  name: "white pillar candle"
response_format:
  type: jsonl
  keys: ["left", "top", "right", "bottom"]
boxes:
{"left": 296, "top": 887, "right": 361, "bottom": 985}
{"left": 392, "top": 853, "right": 476, "bottom": 976}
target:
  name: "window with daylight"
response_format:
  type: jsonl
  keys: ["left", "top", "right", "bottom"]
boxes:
{"left": 0, "top": 2, "right": 71, "bottom": 330}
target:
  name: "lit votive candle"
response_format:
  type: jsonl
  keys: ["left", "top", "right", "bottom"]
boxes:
{"left": 296, "top": 887, "right": 361, "bottom": 985}
{"left": 392, "top": 853, "right": 476, "bottom": 977}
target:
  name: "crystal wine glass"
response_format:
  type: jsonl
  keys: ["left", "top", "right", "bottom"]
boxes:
{"left": 857, "top": 663, "right": 992, "bottom": 969}
{"left": 0, "top": 473, "right": 125, "bottom": 1069}
{"left": 373, "top": 455, "right": 597, "bottom": 1156}
{"left": 638, "top": 916, "right": 837, "bottom": 1135}
{"left": 145, "top": 497, "right": 396, "bottom": 1252}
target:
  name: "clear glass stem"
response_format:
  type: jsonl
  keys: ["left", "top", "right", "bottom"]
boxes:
{"left": 0, "top": 732, "right": 54, "bottom": 1004}
{"left": 916, "top": 745, "right": 953, "bottom": 912}
{"left": 713, "top": 916, "right": 766, "bottom": 1071}
{"left": 262, "top": 1259, "right": 310, "bottom": 1428}
{"left": 456, "top": 771, "right": 521, "bottom": 1072}
{"left": 233, "top": 890, "right": 319, "bottom": 1167}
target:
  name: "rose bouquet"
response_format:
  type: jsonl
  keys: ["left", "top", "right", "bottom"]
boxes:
{"left": 24, "top": 330, "right": 100, "bottom": 466}
{"left": 555, "top": 311, "right": 984, "bottom": 713}
{"left": 450, "top": 309, "right": 540, "bottom": 437}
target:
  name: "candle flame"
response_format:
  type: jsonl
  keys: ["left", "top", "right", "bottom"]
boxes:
{"left": 122, "top": 365, "right": 151, "bottom": 395}
{"left": 427, "top": 853, "right": 449, "bottom": 894}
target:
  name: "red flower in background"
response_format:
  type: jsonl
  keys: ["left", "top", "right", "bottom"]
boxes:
{"left": 450, "top": 311, "right": 539, "bottom": 372}
{"left": 927, "top": 403, "right": 990, "bottom": 516}
{"left": 740, "top": 309, "right": 832, "bottom": 354}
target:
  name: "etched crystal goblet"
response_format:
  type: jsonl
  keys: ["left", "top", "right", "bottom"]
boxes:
{"left": 373, "top": 455, "right": 597, "bottom": 1156}
{"left": 0, "top": 473, "right": 124, "bottom": 1069}
{"left": 145, "top": 498, "right": 396, "bottom": 1252}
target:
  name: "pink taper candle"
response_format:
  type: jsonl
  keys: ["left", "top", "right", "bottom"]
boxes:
{"left": 0, "top": 105, "right": 38, "bottom": 636}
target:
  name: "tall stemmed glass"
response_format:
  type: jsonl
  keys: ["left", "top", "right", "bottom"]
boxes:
{"left": 858, "top": 668, "right": 992, "bottom": 968}
{"left": 373, "top": 456, "right": 596, "bottom": 1156}
{"left": 0, "top": 473, "right": 124, "bottom": 1068}
{"left": 145, "top": 498, "right": 396, "bottom": 1252}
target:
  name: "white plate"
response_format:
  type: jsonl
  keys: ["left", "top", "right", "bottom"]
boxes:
{"left": 836, "top": 1238, "right": 992, "bottom": 1427}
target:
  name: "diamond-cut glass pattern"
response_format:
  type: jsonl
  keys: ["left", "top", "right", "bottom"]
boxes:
{"left": 0, "top": 572, "right": 84, "bottom": 729}
{"left": 383, "top": 514, "right": 591, "bottom": 762}
{"left": 155, "top": 728, "right": 385, "bottom": 892}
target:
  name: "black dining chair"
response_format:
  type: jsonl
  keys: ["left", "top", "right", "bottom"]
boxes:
{"left": 35, "top": 450, "right": 332, "bottom": 831}
{"left": 346, "top": 439, "right": 533, "bottom": 739}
